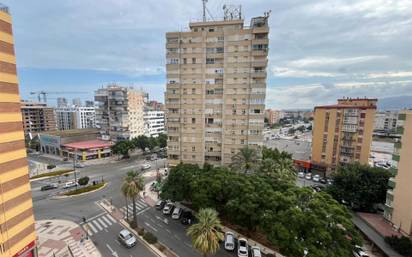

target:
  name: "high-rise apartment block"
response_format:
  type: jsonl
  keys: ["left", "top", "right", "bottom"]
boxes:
{"left": 165, "top": 13, "right": 269, "bottom": 166}
{"left": 384, "top": 110, "right": 412, "bottom": 236}
{"left": 95, "top": 85, "right": 145, "bottom": 141}
{"left": 55, "top": 106, "right": 96, "bottom": 130}
{"left": 57, "top": 97, "right": 68, "bottom": 107}
{"left": 0, "top": 4, "right": 37, "bottom": 256}
{"left": 21, "top": 101, "right": 56, "bottom": 138}
{"left": 312, "top": 98, "right": 377, "bottom": 173}
{"left": 374, "top": 111, "right": 398, "bottom": 133}
{"left": 144, "top": 110, "right": 165, "bottom": 138}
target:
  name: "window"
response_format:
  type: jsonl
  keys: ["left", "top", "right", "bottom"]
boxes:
{"left": 209, "top": 28, "right": 214, "bottom": 32}
{"left": 192, "top": 58, "right": 196, "bottom": 64}
{"left": 217, "top": 36, "right": 224, "bottom": 42}
{"left": 216, "top": 47, "right": 224, "bottom": 53}
{"left": 192, "top": 118, "right": 196, "bottom": 124}
{"left": 183, "top": 58, "right": 187, "bottom": 64}
{"left": 192, "top": 88, "right": 196, "bottom": 94}
{"left": 192, "top": 146, "right": 195, "bottom": 152}
{"left": 254, "top": 109, "right": 261, "bottom": 114}
{"left": 206, "top": 58, "right": 215, "bottom": 64}
{"left": 360, "top": 113, "right": 366, "bottom": 118}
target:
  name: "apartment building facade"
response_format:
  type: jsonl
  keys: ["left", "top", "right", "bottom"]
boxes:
{"left": 55, "top": 106, "right": 96, "bottom": 130}
{"left": 264, "top": 109, "right": 283, "bottom": 125}
{"left": 144, "top": 110, "right": 165, "bottom": 137}
{"left": 0, "top": 4, "right": 37, "bottom": 256}
{"left": 21, "top": 101, "right": 56, "bottom": 138}
{"left": 374, "top": 111, "right": 398, "bottom": 133}
{"left": 312, "top": 98, "right": 377, "bottom": 173}
{"left": 165, "top": 14, "right": 269, "bottom": 166}
{"left": 384, "top": 110, "right": 412, "bottom": 236}
{"left": 95, "top": 85, "right": 145, "bottom": 141}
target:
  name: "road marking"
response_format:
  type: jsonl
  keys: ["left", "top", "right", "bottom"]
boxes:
{"left": 149, "top": 218, "right": 155, "bottom": 223}
{"left": 165, "top": 229, "right": 171, "bottom": 234}
{"left": 80, "top": 212, "right": 105, "bottom": 225}
{"left": 135, "top": 202, "right": 146, "bottom": 209}
{"left": 155, "top": 215, "right": 161, "bottom": 220}
{"left": 92, "top": 220, "right": 103, "bottom": 231}
{"left": 175, "top": 235, "right": 181, "bottom": 240}
{"left": 106, "top": 244, "right": 119, "bottom": 257}
{"left": 97, "top": 218, "right": 108, "bottom": 228}
{"left": 157, "top": 224, "right": 163, "bottom": 228}
{"left": 115, "top": 240, "right": 121, "bottom": 246}
{"left": 87, "top": 222, "right": 98, "bottom": 233}
{"left": 144, "top": 222, "right": 158, "bottom": 232}
{"left": 107, "top": 214, "right": 116, "bottom": 223}
{"left": 102, "top": 215, "right": 112, "bottom": 225}
{"left": 184, "top": 242, "right": 192, "bottom": 248}
{"left": 137, "top": 207, "right": 150, "bottom": 215}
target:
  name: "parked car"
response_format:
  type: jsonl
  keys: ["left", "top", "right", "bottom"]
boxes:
{"left": 319, "top": 178, "right": 327, "bottom": 184}
{"left": 150, "top": 154, "right": 157, "bottom": 161}
{"left": 141, "top": 163, "right": 151, "bottom": 170}
{"left": 75, "top": 163, "right": 85, "bottom": 168}
{"left": 237, "top": 238, "right": 249, "bottom": 257}
{"left": 298, "top": 172, "right": 305, "bottom": 178}
{"left": 118, "top": 229, "right": 136, "bottom": 248}
{"left": 327, "top": 178, "right": 334, "bottom": 185}
{"left": 224, "top": 232, "right": 235, "bottom": 251}
{"left": 251, "top": 246, "right": 262, "bottom": 257}
{"left": 181, "top": 210, "right": 195, "bottom": 225}
{"left": 162, "top": 203, "right": 174, "bottom": 215}
{"left": 63, "top": 181, "right": 78, "bottom": 189}
{"left": 171, "top": 207, "right": 183, "bottom": 219}
{"left": 41, "top": 183, "right": 58, "bottom": 191}
{"left": 311, "top": 184, "right": 325, "bottom": 192}
{"left": 305, "top": 173, "right": 312, "bottom": 180}
{"left": 155, "top": 200, "right": 166, "bottom": 210}
{"left": 313, "top": 174, "right": 320, "bottom": 182}
{"left": 353, "top": 245, "right": 369, "bottom": 257}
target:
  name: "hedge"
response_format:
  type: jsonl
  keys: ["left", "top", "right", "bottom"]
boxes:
{"left": 31, "top": 169, "right": 74, "bottom": 179}
{"left": 143, "top": 232, "right": 158, "bottom": 244}
{"left": 64, "top": 182, "right": 106, "bottom": 196}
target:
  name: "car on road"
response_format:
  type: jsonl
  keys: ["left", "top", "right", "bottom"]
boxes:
{"left": 141, "top": 163, "right": 151, "bottom": 170}
{"left": 172, "top": 207, "right": 183, "bottom": 219}
{"left": 224, "top": 232, "right": 235, "bottom": 251}
{"left": 162, "top": 203, "right": 174, "bottom": 215}
{"left": 63, "top": 181, "right": 78, "bottom": 189}
{"left": 118, "top": 229, "right": 136, "bottom": 248}
{"left": 298, "top": 172, "right": 305, "bottom": 178}
{"left": 319, "top": 177, "right": 327, "bottom": 184}
{"left": 155, "top": 200, "right": 166, "bottom": 210}
{"left": 237, "top": 238, "right": 249, "bottom": 257}
{"left": 75, "top": 163, "right": 85, "bottom": 168}
{"left": 181, "top": 210, "right": 196, "bottom": 225}
{"left": 41, "top": 183, "right": 58, "bottom": 191}
{"left": 353, "top": 245, "right": 369, "bottom": 257}
{"left": 305, "top": 173, "right": 312, "bottom": 180}
{"left": 311, "top": 184, "right": 325, "bottom": 192}
{"left": 251, "top": 246, "right": 262, "bottom": 257}
{"left": 313, "top": 174, "right": 320, "bottom": 182}
{"left": 327, "top": 178, "right": 334, "bottom": 185}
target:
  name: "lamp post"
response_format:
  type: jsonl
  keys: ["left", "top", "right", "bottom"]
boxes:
{"left": 73, "top": 148, "right": 79, "bottom": 189}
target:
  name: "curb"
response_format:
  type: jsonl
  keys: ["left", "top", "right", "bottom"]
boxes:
{"left": 51, "top": 182, "right": 108, "bottom": 200}
{"left": 29, "top": 170, "right": 76, "bottom": 182}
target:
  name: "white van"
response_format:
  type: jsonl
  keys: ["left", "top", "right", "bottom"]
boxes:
{"left": 171, "top": 207, "right": 183, "bottom": 219}
{"left": 224, "top": 232, "right": 235, "bottom": 251}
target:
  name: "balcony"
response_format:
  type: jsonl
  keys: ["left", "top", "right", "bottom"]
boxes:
{"left": 342, "top": 125, "right": 357, "bottom": 133}
{"left": 252, "top": 49, "right": 268, "bottom": 56}
{"left": 388, "top": 177, "right": 396, "bottom": 189}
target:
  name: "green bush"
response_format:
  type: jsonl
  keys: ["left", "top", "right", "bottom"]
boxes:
{"left": 78, "top": 176, "right": 90, "bottom": 186}
{"left": 31, "top": 169, "right": 74, "bottom": 179}
{"left": 129, "top": 220, "right": 138, "bottom": 229}
{"left": 64, "top": 182, "right": 105, "bottom": 196}
{"left": 385, "top": 235, "right": 412, "bottom": 256}
{"left": 137, "top": 228, "right": 145, "bottom": 236}
{"left": 143, "top": 232, "right": 158, "bottom": 244}
{"left": 157, "top": 244, "right": 166, "bottom": 252}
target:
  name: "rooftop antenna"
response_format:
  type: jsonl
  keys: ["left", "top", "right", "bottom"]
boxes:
{"left": 202, "top": 0, "right": 207, "bottom": 22}
{"left": 223, "top": 4, "right": 242, "bottom": 21}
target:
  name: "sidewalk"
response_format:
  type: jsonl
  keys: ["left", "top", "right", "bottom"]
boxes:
{"left": 353, "top": 213, "right": 405, "bottom": 257}
{"left": 36, "top": 219, "right": 102, "bottom": 257}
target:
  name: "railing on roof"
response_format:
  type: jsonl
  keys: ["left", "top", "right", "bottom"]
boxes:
{"left": 0, "top": 3, "right": 9, "bottom": 14}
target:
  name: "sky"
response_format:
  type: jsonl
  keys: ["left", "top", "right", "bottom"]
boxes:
{"left": 3, "top": 0, "right": 412, "bottom": 109}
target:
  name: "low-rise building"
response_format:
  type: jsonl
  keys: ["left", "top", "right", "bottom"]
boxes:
{"left": 265, "top": 109, "right": 283, "bottom": 125}
{"left": 21, "top": 101, "right": 56, "bottom": 138}
{"left": 384, "top": 110, "right": 412, "bottom": 236}
{"left": 55, "top": 106, "right": 96, "bottom": 130}
{"left": 374, "top": 111, "right": 398, "bottom": 133}
{"left": 144, "top": 110, "right": 165, "bottom": 137}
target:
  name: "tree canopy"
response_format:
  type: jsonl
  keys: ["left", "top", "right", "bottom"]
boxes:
{"left": 161, "top": 147, "right": 361, "bottom": 257}
{"left": 327, "top": 163, "right": 392, "bottom": 211}
{"left": 111, "top": 133, "right": 167, "bottom": 158}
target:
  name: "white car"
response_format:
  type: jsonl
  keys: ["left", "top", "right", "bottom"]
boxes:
{"left": 63, "top": 181, "right": 78, "bottom": 189}
{"left": 313, "top": 174, "right": 320, "bottom": 182}
{"left": 353, "top": 245, "right": 369, "bottom": 257}
{"left": 118, "top": 229, "right": 136, "bottom": 248}
{"left": 237, "top": 238, "right": 248, "bottom": 257}
{"left": 171, "top": 207, "right": 183, "bottom": 219}
{"left": 162, "top": 203, "right": 174, "bottom": 215}
{"left": 224, "top": 232, "right": 235, "bottom": 251}
{"left": 141, "top": 163, "right": 151, "bottom": 170}
{"left": 251, "top": 246, "right": 262, "bottom": 257}
{"left": 305, "top": 173, "right": 312, "bottom": 180}
{"left": 298, "top": 172, "right": 305, "bottom": 178}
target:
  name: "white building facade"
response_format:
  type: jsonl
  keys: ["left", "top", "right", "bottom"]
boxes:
{"left": 144, "top": 110, "right": 165, "bottom": 137}
{"left": 374, "top": 111, "right": 398, "bottom": 132}
{"left": 55, "top": 106, "right": 96, "bottom": 130}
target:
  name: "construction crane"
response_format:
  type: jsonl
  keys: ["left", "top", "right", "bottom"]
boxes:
{"left": 29, "top": 91, "right": 87, "bottom": 103}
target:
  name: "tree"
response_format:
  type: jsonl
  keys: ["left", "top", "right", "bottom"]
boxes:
{"left": 160, "top": 164, "right": 200, "bottom": 202}
{"left": 121, "top": 171, "right": 144, "bottom": 225}
{"left": 132, "top": 135, "right": 150, "bottom": 151}
{"left": 78, "top": 176, "right": 89, "bottom": 186}
{"left": 112, "top": 140, "right": 132, "bottom": 159}
{"left": 327, "top": 163, "right": 392, "bottom": 211}
{"left": 157, "top": 133, "right": 167, "bottom": 148}
{"left": 288, "top": 127, "right": 296, "bottom": 135}
{"left": 230, "top": 147, "right": 260, "bottom": 174}
{"left": 187, "top": 208, "right": 224, "bottom": 257}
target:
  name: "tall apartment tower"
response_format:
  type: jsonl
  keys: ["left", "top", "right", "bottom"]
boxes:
{"left": 312, "top": 98, "right": 377, "bottom": 173}
{"left": 165, "top": 11, "right": 269, "bottom": 166}
{"left": 384, "top": 110, "right": 412, "bottom": 236}
{"left": 57, "top": 97, "right": 68, "bottom": 107}
{"left": 21, "top": 101, "right": 56, "bottom": 138}
{"left": 0, "top": 4, "right": 37, "bottom": 256}
{"left": 95, "top": 85, "right": 145, "bottom": 141}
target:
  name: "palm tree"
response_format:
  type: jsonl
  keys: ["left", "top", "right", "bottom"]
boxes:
{"left": 230, "top": 147, "right": 260, "bottom": 173}
{"left": 121, "top": 171, "right": 144, "bottom": 225}
{"left": 187, "top": 208, "right": 224, "bottom": 257}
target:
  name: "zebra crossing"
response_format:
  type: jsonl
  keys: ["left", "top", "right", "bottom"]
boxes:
{"left": 120, "top": 199, "right": 150, "bottom": 217}
{"left": 83, "top": 213, "right": 117, "bottom": 236}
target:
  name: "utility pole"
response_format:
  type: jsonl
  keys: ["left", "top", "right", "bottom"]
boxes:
{"left": 202, "top": 0, "right": 207, "bottom": 22}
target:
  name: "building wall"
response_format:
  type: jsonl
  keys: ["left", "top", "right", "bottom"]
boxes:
{"left": 0, "top": 5, "right": 36, "bottom": 256}
{"left": 165, "top": 15, "right": 269, "bottom": 166}
{"left": 127, "top": 90, "right": 145, "bottom": 139}
{"left": 374, "top": 111, "right": 398, "bottom": 132}
{"left": 312, "top": 98, "right": 376, "bottom": 173}
{"left": 144, "top": 110, "right": 165, "bottom": 137}
{"left": 55, "top": 106, "right": 96, "bottom": 130}
{"left": 386, "top": 111, "right": 412, "bottom": 236}
{"left": 21, "top": 101, "right": 56, "bottom": 137}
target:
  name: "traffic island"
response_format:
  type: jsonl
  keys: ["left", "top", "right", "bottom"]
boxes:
{"left": 30, "top": 168, "right": 74, "bottom": 180}
{"left": 63, "top": 182, "right": 107, "bottom": 196}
